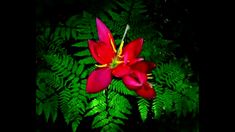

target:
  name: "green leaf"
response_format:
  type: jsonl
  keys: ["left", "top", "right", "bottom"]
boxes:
{"left": 36, "top": 102, "right": 43, "bottom": 116}
{"left": 78, "top": 57, "right": 96, "bottom": 64}
{"left": 92, "top": 111, "right": 108, "bottom": 126}
{"left": 72, "top": 41, "right": 88, "bottom": 47}
{"left": 72, "top": 116, "right": 82, "bottom": 132}
{"left": 138, "top": 98, "right": 149, "bottom": 122}
{"left": 93, "top": 118, "right": 110, "bottom": 129}
{"left": 74, "top": 49, "right": 90, "bottom": 57}
{"left": 76, "top": 64, "right": 85, "bottom": 76}
{"left": 43, "top": 102, "right": 51, "bottom": 122}
{"left": 113, "top": 119, "right": 125, "bottom": 125}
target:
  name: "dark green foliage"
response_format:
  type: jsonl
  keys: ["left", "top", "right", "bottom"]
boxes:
{"left": 36, "top": 0, "right": 199, "bottom": 131}
{"left": 137, "top": 97, "right": 150, "bottom": 122}
{"left": 52, "top": 12, "right": 97, "bottom": 41}
{"left": 42, "top": 54, "right": 91, "bottom": 131}
{"left": 36, "top": 71, "right": 61, "bottom": 123}
{"left": 86, "top": 90, "right": 131, "bottom": 131}
{"left": 151, "top": 62, "right": 199, "bottom": 119}
{"left": 36, "top": 31, "right": 67, "bottom": 58}
{"left": 109, "top": 79, "right": 136, "bottom": 96}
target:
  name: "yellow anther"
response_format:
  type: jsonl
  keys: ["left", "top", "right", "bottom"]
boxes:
{"left": 147, "top": 76, "right": 154, "bottom": 79}
{"left": 117, "top": 41, "right": 124, "bottom": 56}
{"left": 147, "top": 73, "right": 152, "bottom": 76}
{"left": 95, "top": 64, "right": 107, "bottom": 68}
{"left": 118, "top": 54, "right": 124, "bottom": 58}
{"left": 116, "top": 61, "right": 124, "bottom": 64}
{"left": 108, "top": 33, "right": 117, "bottom": 53}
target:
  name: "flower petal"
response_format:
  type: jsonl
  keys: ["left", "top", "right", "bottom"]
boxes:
{"left": 112, "top": 64, "right": 131, "bottom": 78}
{"left": 128, "top": 57, "right": 144, "bottom": 65}
{"left": 88, "top": 40, "right": 115, "bottom": 64}
{"left": 136, "top": 82, "right": 156, "bottom": 100}
{"left": 96, "top": 18, "right": 116, "bottom": 52}
{"left": 122, "top": 70, "right": 147, "bottom": 90}
{"left": 131, "top": 61, "right": 156, "bottom": 73}
{"left": 86, "top": 68, "right": 112, "bottom": 93}
{"left": 123, "top": 38, "right": 143, "bottom": 63}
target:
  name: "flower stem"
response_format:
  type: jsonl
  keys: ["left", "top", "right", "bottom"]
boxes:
{"left": 117, "top": 24, "right": 130, "bottom": 56}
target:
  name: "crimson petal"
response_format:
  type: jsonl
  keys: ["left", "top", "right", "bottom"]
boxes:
{"left": 86, "top": 68, "right": 112, "bottom": 93}
{"left": 131, "top": 61, "right": 156, "bottom": 73}
{"left": 112, "top": 64, "right": 132, "bottom": 78}
{"left": 123, "top": 38, "right": 143, "bottom": 63}
{"left": 136, "top": 82, "right": 156, "bottom": 100}
{"left": 88, "top": 40, "right": 115, "bottom": 64}
{"left": 96, "top": 18, "right": 116, "bottom": 51}
{"left": 122, "top": 70, "right": 147, "bottom": 90}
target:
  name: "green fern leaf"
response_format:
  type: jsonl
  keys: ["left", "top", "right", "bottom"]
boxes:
{"left": 152, "top": 86, "right": 164, "bottom": 119}
{"left": 80, "top": 66, "right": 95, "bottom": 79}
{"left": 71, "top": 61, "right": 79, "bottom": 74}
{"left": 137, "top": 97, "right": 150, "bottom": 122}
{"left": 86, "top": 94, "right": 106, "bottom": 116}
{"left": 36, "top": 102, "right": 43, "bottom": 116}
{"left": 93, "top": 118, "right": 111, "bottom": 129}
{"left": 78, "top": 56, "right": 96, "bottom": 64}
{"left": 173, "top": 92, "right": 183, "bottom": 117}
{"left": 161, "top": 89, "right": 174, "bottom": 113}
{"left": 74, "top": 49, "right": 90, "bottom": 57}
{"left": 92, "top": 111, "right": 108, "bottom": 126}
{"left": 86, "top": 90, "right": 131, "bottom": 131}
{"left": 71, "top": 41, "right": 88, "bottom": 47}
{"left": 109, "top": 79, "right": 136, "bottom": 96}
{"left": 38, "top": 95, "right": 58, "bottom": 123}
{"left": 59, "top": 88, "right": 71, "bottom": 124}
{"left": 72, "top": 116, "right": 82, "bottom": 132}
{"left": 76, "top": 64, "right": 85, "bottom": 76}
{"left": 101, "top": 122, "right": 122, "bottom": 132}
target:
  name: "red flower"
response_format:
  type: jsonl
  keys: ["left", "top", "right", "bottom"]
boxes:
{"left": 122, "top": 61, "right": 156, "bottom": 99}
{"left": 86, "top": 18, "right": 156, "bottom": 99}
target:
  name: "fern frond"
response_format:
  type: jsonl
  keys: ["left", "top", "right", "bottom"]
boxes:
{"left": 42, "top": 53, "right": 93, "bottom": 131}
{"left": 108, "top": 91, "right": 131, "bottom": 119}
{"left": 73, "top": 49, "right": 90, "bottom": 57}
{"left": 140, "top": 37, "right": 176, "bottom": 62}
{"left": 101, "top": 122, "right": 123, "bottom": 132}
{"left": 36, "top": 71, "right": 60, "bottom": 123}
{"left": 53, "top": 12, "right": 96, "bottom": 41}
{"left": 161, "top": 89, "right": 174, "bottom": 113}
{"left": 86, "top": 90, "right": 131, "bottom": 131}
{"left": 109, "top": 79, "right": 136, "bottom": 96}
{"left": 36, "top": 30, "right": 66, "bottom": 57}
{"left": 153, "top": 62, "right": 185, "bottom": 91}
{"left": 71, "top": 40, "right": 89, "bottom": 47}
{"left": 152, "top": 62, "right": 199, "bottom": 118}
{"left": 44, "top": 54, "right": 92, "bottom": 82}
{"left": 173, "top": 92, "right": 183, "bottom": 117}
{"left": 59, "top": 79, "right": 88, "bottom": 131}
{"left": 85, "top": 93, "right": 106, "bottom": 117}
{"left": 78, "top": 56, "right": 96, "bottom": 65}
{"left": 152, "top": 86, "right": 164, "bottom": 119}
{"left": 137, "top": 97, "right": 150, "bottom": 122}
{"left": 80, "top": 66, "right": 96, "bottom": 79}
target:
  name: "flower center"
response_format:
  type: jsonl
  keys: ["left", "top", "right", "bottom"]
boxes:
{"left": 95, "top": 24, "right": 130, "bottom": 69}
{"left": 109, "top": 56, "right": 124, "bottom": 69}
{"left": 109, "top": 24, "right": 130, "bottom": 69}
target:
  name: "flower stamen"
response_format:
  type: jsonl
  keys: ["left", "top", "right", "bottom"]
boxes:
{"left": 95, "top": 64, "right": 108, "bottom": 68}
{"left": 147, "top": 73, "right": 152, "bottom": 76}
{"left": 116, "top": 60, "right": 124, "bottom": 64}
{"left": 117, "top": 24, "right": 130, "bottom": 56}
{"left": 108, "top": 33, "right": 117, "bottom": 53}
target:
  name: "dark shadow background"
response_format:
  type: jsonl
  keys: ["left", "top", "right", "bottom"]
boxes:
{"left": 35, "top": 0, "right": 200, "bottom": 131}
